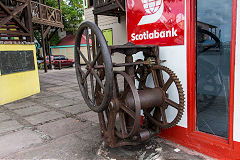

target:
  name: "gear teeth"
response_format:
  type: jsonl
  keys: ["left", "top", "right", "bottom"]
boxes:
{"left": 143, "top": 65, "right": 185, "bottom": 129}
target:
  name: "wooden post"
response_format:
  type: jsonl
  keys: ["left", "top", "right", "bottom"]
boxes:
{"left": 58, "top": 0, "right": 61, "bottom": 10}
{"left": 94, "top": 15, "right": 98, "bottom": 25}
{"left": 58, "top": 0, "right": 63, "bottom": 32}
{"left": 24, "top": 0, "right": 33, "bottom": 42}
{"left": 48, "top": 41, "right": 52, "bottom": 70}
{"left": 41, "top": 25, "right": 47, "bottom": 73}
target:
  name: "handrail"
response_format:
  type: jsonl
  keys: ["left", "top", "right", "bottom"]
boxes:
{"left": 30, "top": 1, "right": 63, "bottom": 27}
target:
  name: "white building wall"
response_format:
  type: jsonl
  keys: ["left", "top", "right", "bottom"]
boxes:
{"left": 158, "top": 45, "right": 188, "bottom": 128}
{"left": 84, "top": 8, "right": 127, "bottom": 45}
{"left": 233, "top": 1, "right": 240, "bottom": 142}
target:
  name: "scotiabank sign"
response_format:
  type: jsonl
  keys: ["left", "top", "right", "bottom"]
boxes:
{"left": 127, "top": 0, "right": 185, "bottom": 46}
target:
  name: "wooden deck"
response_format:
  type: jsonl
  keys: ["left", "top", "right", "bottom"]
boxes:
{"left": 93, "top": 0, "right": 125, "bottom": 16}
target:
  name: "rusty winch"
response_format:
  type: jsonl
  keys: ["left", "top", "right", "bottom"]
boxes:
{"left": 74, "top": 21, "right": 184, "bottom": 148}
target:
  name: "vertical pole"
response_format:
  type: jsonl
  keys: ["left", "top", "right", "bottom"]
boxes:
{"left": 25, "top": 0, "right": 33, "bottom": 42}
{"left": 125, "top": 55, "right": 134, "bottom": 82}
{"left": 58, "top": 0, "right": 61, "bottom": 10}
{"left": 41, "top": 25, "right": 47, "bottom": 73}
{"left": 210, "top": 28, "right": 212, "bottom": 40}
{"left": 94, "top": 15, "right": 98, "bottom": 25}
{"left": 58, "top": 0, "right": 63, "bottom": 32}
{"left": 48, "top": 41, "right": 52, "bottom": 70}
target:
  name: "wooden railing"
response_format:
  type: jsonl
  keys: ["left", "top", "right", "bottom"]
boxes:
{"left": 30, "top": 1, "right": 63, "bottom": 28}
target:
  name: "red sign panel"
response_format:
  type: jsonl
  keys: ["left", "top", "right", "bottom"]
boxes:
{"left": 127, "top": 0, "right": 185, "bottom": 46}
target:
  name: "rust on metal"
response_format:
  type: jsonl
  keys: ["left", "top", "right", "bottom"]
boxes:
{"left": 75, "top": 21, "right": 185, "bottom": 148}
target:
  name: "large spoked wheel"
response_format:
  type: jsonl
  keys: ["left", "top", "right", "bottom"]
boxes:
{"left": 98, "top": 71, "right": 141, "bottom": 140}
{"left": 140, "top": 65, "right": 185, "bottom": 129}
{"left": 114, "top": 71, "right": 141, "bottom": 139}
{"left": 75, "top": 21, "right": 113, "bottom": 112}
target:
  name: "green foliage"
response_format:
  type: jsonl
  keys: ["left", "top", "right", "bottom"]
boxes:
{"left": 49, "top": 34, "right": 61, "bottom": 46}
{"left": 46, "top": 0, "right": 84, "bottom": 33}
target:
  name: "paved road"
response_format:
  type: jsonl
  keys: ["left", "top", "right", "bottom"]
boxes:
{"left": 0, "top": 68, "right": 212, "bottom": 159}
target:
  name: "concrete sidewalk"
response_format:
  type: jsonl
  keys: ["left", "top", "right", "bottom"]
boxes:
{"left": 0, "top": 68, "right": 212, "bottom": 160}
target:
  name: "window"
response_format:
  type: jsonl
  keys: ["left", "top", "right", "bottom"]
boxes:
{"left": 195, "top": 0, "right": 232, "bottom": 138}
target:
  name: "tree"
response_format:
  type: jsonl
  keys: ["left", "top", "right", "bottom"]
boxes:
{"left": 61, "top": 0, "right": 84, "bottom": 33}
{"left": 40, "top": 0, "right": 83, "bottom": 46}
{"left": 46, "top": 0, "right": 84, "bottom": 33}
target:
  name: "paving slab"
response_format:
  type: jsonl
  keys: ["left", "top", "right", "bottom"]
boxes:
{"left": 25, "top": 111, "right": 65, "bottom": 125}
{"left": 13, "top": 105, "right": 49, "bottom": 116}
{"left": 6, "top": 130, "right": 102, "bottom": 160}
{"left": 46, "top": 99, "right": 79, "bottom": 108}
{"left": 0, "top": 120, "right": 23, "bottom": 134}
{"left": 62, "top": 104, "right": 90, "bottom": 114}
{"left": 77, "top": 111, "right": 99, "bottom": 124}
{"left": 4, "top": 101, "right": 36, "bottom": 110}
{"left": 45, "top": 86, "right": 75, "bottom": 92}
{"left": 0, "top": 129, "right": 43, "bottom": 158}
{"left": 74, "top": 124, "right": 101, "bottom": 143}
{"left": 37, "top": 118, "right": 92, "bottom": 138}
{"left": 36, "top": 96, "right": 65, "bottom": 103}
{"left": 0, "top": 113, "right": 10, "bottom": 122}
{"left": 61, "top": 91, "right": 82, "bottom": 99}
{"left": 29, "top": 91, "right": 51, "bottom": 99}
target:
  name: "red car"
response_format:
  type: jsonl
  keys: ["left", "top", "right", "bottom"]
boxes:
{"left": 42, "top": 55, "right": 74, "bottom": 68}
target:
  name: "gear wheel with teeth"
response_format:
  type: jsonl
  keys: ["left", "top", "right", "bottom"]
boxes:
{"left": 138, "top": 65, "right": 185, "bottom": 129}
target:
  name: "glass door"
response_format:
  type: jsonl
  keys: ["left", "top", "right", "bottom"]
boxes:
{"left": 196, "top": 0, "right": 232, "bottom": 138}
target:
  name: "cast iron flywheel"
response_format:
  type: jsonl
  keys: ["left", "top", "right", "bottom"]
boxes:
{"left": 74, "top": 21, "right": 113, "bottom": 112}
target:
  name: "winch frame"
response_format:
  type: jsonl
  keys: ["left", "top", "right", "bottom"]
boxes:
{"left": 75, "top": 21, "right": 185, "bottom": 148}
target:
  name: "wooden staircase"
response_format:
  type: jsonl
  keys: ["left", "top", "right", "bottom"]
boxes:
{"left": 0, "top": 0, "right": 33, "bottom": 42}
{"left": 0, "top": 0, "right": 63, "bottom": 42}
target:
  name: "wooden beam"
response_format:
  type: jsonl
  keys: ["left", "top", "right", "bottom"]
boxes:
{"left": 16, "top": 0, "right": 28, "bottom": 3}
{"left": 43, "top": 25, "right": 51, "bottom": 39}
{"left": 25, "top": 0, "right": 33, "bottom": 42}
{"left": 41, "top": 24, "right": 48, "bottom": 73}
{"left": 58, "top": 0, "right": 61, "bottom": 10}
{"left": 32, "top": 18, "right": 64, "bottom": 28}
{"left": 47, "top": 41, "right": 52, "bottom": 69}
{"left": 0, "top": 1, "right": 30, "bottom": 33}
{"left": 47, "top": 10, "right": 56, "bottom": 21}
{"left": 115, "top": 0, "right": 125, "bottom": 11}
{"left": 0, "top": 1, "right": 28, "bottom": 27}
